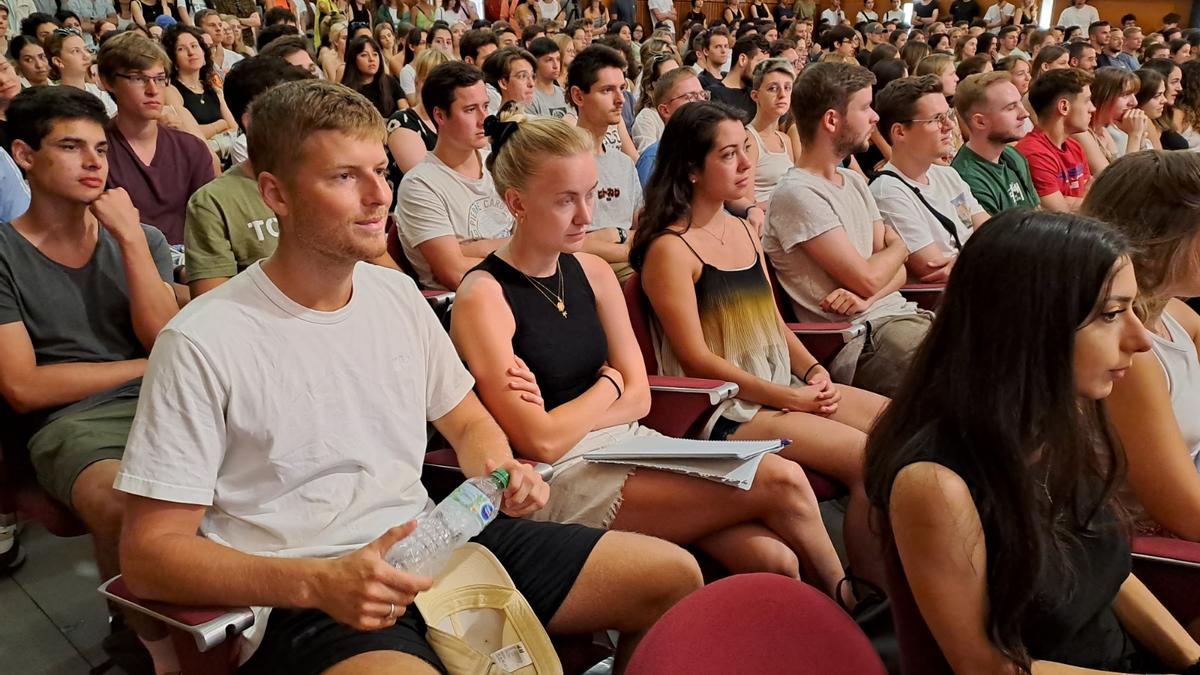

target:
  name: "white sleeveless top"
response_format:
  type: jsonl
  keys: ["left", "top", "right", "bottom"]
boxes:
{"left": 1150, "top": 309, "right": 1200, "bottom": 471}
{"left": 747, "top": 125, "right": 792, "bottom": 205}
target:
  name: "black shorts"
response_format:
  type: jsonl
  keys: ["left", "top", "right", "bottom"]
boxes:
{"left": 238, "top": 517, "right": 605, "bottom": 675}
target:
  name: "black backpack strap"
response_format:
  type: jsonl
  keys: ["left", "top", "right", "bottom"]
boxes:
{"left": 872, "top": 169, "right": 963, "bottom": 250}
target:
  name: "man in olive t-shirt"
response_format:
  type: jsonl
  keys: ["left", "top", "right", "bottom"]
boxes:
{"left": 184, "top": 163, "right": 279, "bottom": 298}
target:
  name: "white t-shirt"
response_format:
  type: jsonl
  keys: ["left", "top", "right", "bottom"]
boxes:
{"left": 396, "top": 152, "right": 514, "bottom": 289}
{"left": 399, "top": 63, "right": 417, "bottom": 100}
{"left": 883, "top": 9, "right": 904, "bottom": 23}
{"left": 115, "top": 261, "right": 475, "bottom": 660}
{"left": 984, "top": 2, "right": 1014, "bottom": 31}
{"left": 647, "top": 0, "right": 674, "bottom": 29}
{"left": 855, "top": 10, "right": 878, "bottom": 23}
{"left": 869, "top": 162, "right": 982, "bottom": 258}
{"left": 537, "top": 0, "right": 561, "bottom": 22}
{"left": 219, "top": 48, "right": 244, "bottom": 77}
{"left": 1057, "top": 4, "right": 1099, "bottom": 31}
{"left": 591, "top": 148, "right": 642, "bottom": 232}
{"left": 486, "top": 83, "right": 502, "bottom": 116}
{"left": 763, "top": 167, "right": 914, "bottom": 324}
{"left": 84, "top": 83, "right": 118, "bottom": 117}
{"left": 820, "top": 8, "right": 845, "bottom": 25}
{"left": 631, "top": 107, "right": 665, "bottom": 153}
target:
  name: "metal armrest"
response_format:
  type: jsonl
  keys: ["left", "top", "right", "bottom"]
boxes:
{"left": 787, "top": 322, "right": 865, "bottom": 365}
{"left": 1133, "top": 536, "right": 1200, "bottom": 569}
{"left": 648, "top": 375, "right": 739, "bottom": 405}
{"left": 99, "top": 576, "right": 254, "bottom": 653}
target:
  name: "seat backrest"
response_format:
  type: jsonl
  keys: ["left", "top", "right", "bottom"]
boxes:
{"left": 627, "top": 573, "right": 886, "bottom": 675}
{"left": 385, "top": 216, "right": 421, "bottom": 283}
{"left": 622, "top": 272, "right": 660, "bottom": 375}
{"left": 883, "top": 540, "right": 954, "bottom": 675}
{"left": 764, "top": 255, "right": 799, "bottom": 323}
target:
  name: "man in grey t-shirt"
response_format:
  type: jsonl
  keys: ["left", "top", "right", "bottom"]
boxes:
{"left": 527, "top": 37, "right": 572, "bottom": 119}
{"left": 0, "top": 87, "right": 177, "bottom": 667}
{"left": 765, "top": 63, "right": 929, "bottom": 396}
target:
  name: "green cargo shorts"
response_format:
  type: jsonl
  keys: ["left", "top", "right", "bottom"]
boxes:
{"left": 27, "top": 397, "right": 137, "bottom": 509}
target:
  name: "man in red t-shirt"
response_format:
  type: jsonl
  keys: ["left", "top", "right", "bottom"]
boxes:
{"left": 1016, "top": 68, "right": 1095, "bottom": 213}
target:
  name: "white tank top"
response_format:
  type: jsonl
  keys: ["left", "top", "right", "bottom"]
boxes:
{"left": 1150, "top": 308, "right": 1200, "bottom": 471}
{"left": 747, "top": 125, "right": 792, "bottom": 205}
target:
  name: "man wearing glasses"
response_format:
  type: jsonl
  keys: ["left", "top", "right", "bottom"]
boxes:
{"left": 100, "top": 32, "right": 215, "bottom": 254}
{"left": 870, "top": 75, "right": 987, "bottom": 285}
{"left": 635, "top": 67, "right": 706, "bottom": 185}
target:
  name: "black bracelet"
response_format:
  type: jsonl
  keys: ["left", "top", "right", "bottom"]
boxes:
{"left": 802, "top": 363, "right": 821, "bottom": 384}
{"left": 600, "top": 373, "right": 622, "bottom": 399}
{"left": 1183, "top": 658, "right": 1200, "bottom": 675}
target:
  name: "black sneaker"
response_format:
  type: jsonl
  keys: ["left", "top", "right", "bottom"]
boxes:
{"left": 0, "top": 536, "right": 25, "bottom": 578}
{"left": 98, "top": 613, "right": 154, "bottom": 675}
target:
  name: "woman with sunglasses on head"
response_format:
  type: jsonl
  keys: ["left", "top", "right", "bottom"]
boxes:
{"left": 745, "top": 58, "right": 794, "bottom": 209}
{"left": 633, "top": 101, "right": 891, "bottom": 598}
{"left": 449, "top": 111, "right": 857, "bottom": 605}
{"left": 632, "top": 50, "right": 680, "bottom": 153}
{"left": 45, "top": 29, "right": 117, "bottom": 116}
{"left": 866, "top": 207, "right": 1200, "bottom": 675}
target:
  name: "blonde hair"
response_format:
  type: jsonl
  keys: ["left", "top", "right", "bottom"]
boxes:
{"left": 486, "top": 111, "right": 592, "bottom": 196}
{"left": 248, "top": 80, "right": 385, "bottom": 181}
{"left": 412, "top": 49, "right": 451, "bottom": 103}
{"left": 915, "top": 53, "right": 954, "bottom": 78}
{"left": 97, "top": 31, "right": 171, "bottom": 82}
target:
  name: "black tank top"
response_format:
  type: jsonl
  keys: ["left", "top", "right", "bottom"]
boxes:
{"left": 139, "top": 0, "right": 165, "bottom": 24}
{"left": 468, "top": 253, "right": 608, "bottom": 411}
{"left": 898, "top": 432, "right": 1147, "bottom": 671}
{"left": 174, "top": 80, "right": 222, "bottom": 125}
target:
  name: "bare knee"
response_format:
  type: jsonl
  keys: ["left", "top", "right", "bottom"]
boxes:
{"left": 72, "top": 475, "right": 125, "bottom": 542}
{"left": 750, "top": 543, "right": 801, "bottom": 578}
{"left": 756, "top": 457, "right": 821, "bottom": 520}
{"left": 629, "top": 541, "right": 703, "bottom": 629}
{"left": 321, "top": 650, "right": 440, "bottom": 675}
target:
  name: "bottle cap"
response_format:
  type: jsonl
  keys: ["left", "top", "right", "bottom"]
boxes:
{"left": 491, "top": 468, "right": 510, "bottom": 489}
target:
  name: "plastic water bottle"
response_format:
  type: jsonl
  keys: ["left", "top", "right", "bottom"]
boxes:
{"left": 386, "top": 469, "right": 510, "bottom": 578}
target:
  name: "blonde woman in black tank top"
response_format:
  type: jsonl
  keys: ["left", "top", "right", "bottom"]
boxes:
{"left": 631, "top": 102, "right": 890, "bottom": 597}
{"left": 451, "top": 112, "right": 857, "bottom": 607}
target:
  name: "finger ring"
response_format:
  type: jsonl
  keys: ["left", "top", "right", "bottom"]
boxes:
{"left": 387, "top": 602, "right": 395, "bottom": 619}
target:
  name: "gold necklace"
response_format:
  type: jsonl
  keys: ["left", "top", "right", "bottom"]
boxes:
{"left": 522, "top": 264, "right": 568, "bottom": 318}
{"left": 693, "top": 215, "right": 729, "bottom": 245}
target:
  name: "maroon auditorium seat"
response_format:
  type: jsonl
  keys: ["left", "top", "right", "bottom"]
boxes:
{"left": 626, "top": 573, "right": 887, "bottom": 675}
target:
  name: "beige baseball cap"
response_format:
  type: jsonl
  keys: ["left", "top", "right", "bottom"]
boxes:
{"left": 415, "top": 543, "right": 563, "bottom": 675}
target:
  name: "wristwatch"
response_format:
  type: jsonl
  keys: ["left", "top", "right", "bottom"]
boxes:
{"left": 617, "top": 228, "right": 628, "bottom": 244}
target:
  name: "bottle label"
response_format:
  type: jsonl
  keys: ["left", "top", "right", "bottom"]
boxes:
{"left": 450, "top": 481, "right": 496, "bottom": 525}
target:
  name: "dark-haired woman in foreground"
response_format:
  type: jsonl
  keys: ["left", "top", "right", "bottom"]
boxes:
{"left": 865, "top": 210, "right": 1200, "bottom": 672}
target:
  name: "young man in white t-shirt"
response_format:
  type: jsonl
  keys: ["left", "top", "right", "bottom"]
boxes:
{"left": 647, "top": 0, "right": 676, "bottom": 32}
{"left": 870, "top": 75, "right": 988, "bottom": 284}
{"left": 764, "top": 62, "right": 929, "bottom": 396}
{"left": 116, "top": 79, "right": 701, "bottom": 675}
{"left": 1057, "top": 0, "right": 1100, "bottom": 31}
{"left": 983, "top": 0, "right": 1015, "bottom": 32}
{"left": 568, "top": 44, "right": 641, "bottom": 282}
{"left": 819, "top": 0, "right": 845, "bottom": 27}
{"left": 396, "top": 63, "right": 516, "bottom": 290}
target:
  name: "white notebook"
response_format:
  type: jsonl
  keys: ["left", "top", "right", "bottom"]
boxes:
{"left": 587, "top": 452, "right": 772, "bottom": 491}
{"left": 585, "top": 436, "right": 789, "bottom": 461}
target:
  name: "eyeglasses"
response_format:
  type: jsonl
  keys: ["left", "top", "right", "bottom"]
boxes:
{"left": 112, "top": 72, "right": 170, "bottom": 87}
{"left": 665, "top": 89, "right": 710, "bottom": 105}
{"left": 53, "top": 27, "right": 83, "bottom": 37}
{"left": 903, "top": 111, "right": 955, "bottom": 128}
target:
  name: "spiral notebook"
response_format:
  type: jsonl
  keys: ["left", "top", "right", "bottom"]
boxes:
{"left": 585, "top": 437, "right": 789, "bottom": 461}
{"left": 584, "top": 438, "right": 789, "bottom": 490}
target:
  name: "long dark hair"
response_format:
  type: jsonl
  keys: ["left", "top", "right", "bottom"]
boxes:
{"left": 864, "top": 210, "right": 1131, "bottom": 670}
{"left": 342, "top": 35, "right": 401, "bottom": 117}
{"left": 163, "top": 25, "right": 215, "bottom": 90}
{"left": 629, "top": 101, "right": 744, "bottom": 270}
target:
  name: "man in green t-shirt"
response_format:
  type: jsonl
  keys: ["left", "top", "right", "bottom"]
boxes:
{"left": 185, "top": 56, "right": 313, "bottom": 298}
{"left": 951, "top": 71, "right": 1040, "bottom": 216}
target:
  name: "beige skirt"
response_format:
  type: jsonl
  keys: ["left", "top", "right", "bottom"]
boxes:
{"left": 530, "top": 422, "right": 662, "bottom": 529}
